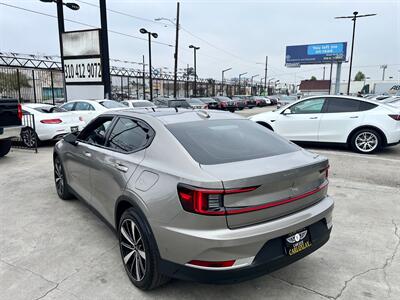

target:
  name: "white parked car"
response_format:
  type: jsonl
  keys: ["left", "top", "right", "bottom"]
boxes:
{"left": 121, "top": 99, "right": 156, "bottom": 109}
{"left": 250, "top": 95, "right": 400, "bottom": 153}
{"left": 60, "top": 99, "right": 127, "bottom": 124}
{"left": 20, "top": 103, "right": 85, "bottom": 147}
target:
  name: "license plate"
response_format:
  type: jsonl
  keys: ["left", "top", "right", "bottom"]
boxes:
{"left": 70, "top": 126, "right": 79, "bottom": 133}
{"left": 284, "top": 228, "right": 312, "bottom": 256}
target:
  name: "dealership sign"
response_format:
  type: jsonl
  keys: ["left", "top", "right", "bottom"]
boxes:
{"left": 285, "top": 42, "right": 347, "bottom": 65}
{"left": 62, "top": 29, "right": 104, "bottom": 100}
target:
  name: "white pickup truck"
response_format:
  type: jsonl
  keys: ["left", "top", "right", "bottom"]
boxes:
{"left": 0, "top": 99, "right": 22, "bottom": 157}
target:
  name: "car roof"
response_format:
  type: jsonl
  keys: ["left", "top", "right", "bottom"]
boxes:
{"left": 105, "top": 108, "right": 244, "bottom": 125}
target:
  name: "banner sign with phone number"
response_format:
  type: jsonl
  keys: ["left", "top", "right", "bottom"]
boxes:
{"left": 64, "top": 58, "right": 102, "bottom": 83}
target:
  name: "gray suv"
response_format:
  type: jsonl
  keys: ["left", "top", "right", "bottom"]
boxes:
{"left": 54, "top": 108, "right": 333, "bottom": 290}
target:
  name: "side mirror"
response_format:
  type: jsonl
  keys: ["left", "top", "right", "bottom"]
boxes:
{"left": 64, "top": 133, "right": 78, "bottom": 145}
{"left": 283, "top": 108, "right": 292, "bottom": 115}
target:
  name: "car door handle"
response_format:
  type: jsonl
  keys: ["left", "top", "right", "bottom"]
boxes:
{"left": 309, "top": 117, "right": 318, "bottom": 119}
{"left": 113, "top": 163, "right": 128, "bottom": 173}
{"left": 350, "top": 116, "right": 359, "bottom": 118}
{"left": 84, "top": 151, "right": 92, "bottom": 158}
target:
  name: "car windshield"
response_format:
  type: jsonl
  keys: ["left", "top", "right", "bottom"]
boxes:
{"left": 214, "top": 97, "right": 231, "bottom": 102}
{"left": 187, "top": 98, "right": 204, "bottom": 105}
{"left": 99, "top": 100, "right": 126, "bottom": 109}
{"left": 169, "top": 100, "right": 190, "bottom": 108}
{"left": 199, "top": 98, "right": 215, "bottom": 103}
{"left": 167, "top": 119, "right": 298, "bottom": 165}
{"left": 131, "top": 101, "right": 154, "bottom": 108}
{"left": 33, "top": 106, "right": 67, "bottom": 113}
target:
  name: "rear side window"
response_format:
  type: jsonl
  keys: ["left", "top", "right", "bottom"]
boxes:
{"left": 359, "top": 101, "right": 377, "bottom": 111}
{"left": 75, "top": 102, "right": 94, "bottom": 111}
{"left": 62, "top": 102, "right": 75, "bottom": 111}
{"left": 107, "top": 117, "right": 153, "bottom": 153}
{"left": 325, "top": 98, "right": 361, "bottom": 113}
{"left": 167, "top": 119, "right": 298, "bottom": 165}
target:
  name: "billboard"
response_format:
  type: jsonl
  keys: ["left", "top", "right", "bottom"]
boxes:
{"left": 285, "top": 42, "right": 347, "bottom": 66}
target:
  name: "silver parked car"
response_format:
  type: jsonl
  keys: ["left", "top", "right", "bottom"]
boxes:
{"left": 53, "top": 108, "right": 333, "bottom": 290}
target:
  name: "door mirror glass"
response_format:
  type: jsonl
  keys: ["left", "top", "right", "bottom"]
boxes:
{"left": 64, "top": 133, "right": 77, "bottom": 145}
{"left": 283, "top": 108, "right": 292, "bottom": 115}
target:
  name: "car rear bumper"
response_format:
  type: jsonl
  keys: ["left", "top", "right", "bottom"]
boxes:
{"left": 154, "top": 195, "right": 333, "bottom": 269}
{"left": 385, "top": 128, "right": 400, "bottom": 145}
{"left": 0, "top": 126, "right": 22, "bottom": 139}
{"left": 159, "top": 218, "right": 331, "bottom": 283}
{"left": 38, "top": 123, "right": 85, "bottom": 140}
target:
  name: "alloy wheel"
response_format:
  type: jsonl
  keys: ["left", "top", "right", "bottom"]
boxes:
{"left": 54, "top": 159, "right": 64, "bottom": 195}
{"left": 355, "top": 132, "right": 378, "bottom": 153}
{"left": 120, "top": 219, "right": 147, "bottom": 281}
{"left": 21, "top": 128, "right": 37, "bottom": 148}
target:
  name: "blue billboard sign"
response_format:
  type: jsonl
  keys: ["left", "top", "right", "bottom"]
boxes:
{"left": 285, "top": 42, "right": 347, "bottom": 65}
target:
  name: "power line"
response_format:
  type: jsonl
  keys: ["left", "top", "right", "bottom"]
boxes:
{"left": 0, "top": 2, "right": 173, "bottom": 47}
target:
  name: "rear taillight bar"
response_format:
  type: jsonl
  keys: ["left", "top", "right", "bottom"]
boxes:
{"left": 388, "top": 114, "right": 400, "bottom": 121}
{"left": 177, "top": 181, "right": 328, "bottom": 216}
{"left": 188, "top": 260, "right": 235, "bottom": 268}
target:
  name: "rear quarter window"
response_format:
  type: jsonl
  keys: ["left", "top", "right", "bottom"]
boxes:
{"left": 167, "top": 119, "right": 298, "bottom": 165}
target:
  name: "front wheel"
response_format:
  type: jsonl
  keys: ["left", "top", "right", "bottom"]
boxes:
{"left": 350, "top": 129, "right": 382, "bottom": 154}
{"left": 54, "top": 156, "right": 74, "bottom": 200}
{"left": 119, "top": 208, "right": 169, "bottom": 290}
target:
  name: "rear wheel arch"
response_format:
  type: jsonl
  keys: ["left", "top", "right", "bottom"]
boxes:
{"left": 347, "top": 125, "right": 387, "bottom": 146}
{"left": 256, "top": 121, "right": 274, "bottom": 131}
{"left": 114, "top": 196, "right": 149, "bottom": 231}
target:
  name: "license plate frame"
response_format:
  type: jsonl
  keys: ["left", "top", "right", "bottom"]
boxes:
{"left": 284, "top": 228, "right": 312, "bottom": 256}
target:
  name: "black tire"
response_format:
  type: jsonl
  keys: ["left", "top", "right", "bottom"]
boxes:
{"left": 21, "top": 127, "right": 39, "bottom": 148}
{"left": 119, "top": 208, "right": 169, "bottom": 290}
{"left": 0, "top": 139, "right": 12, "bottom": 157}
{"left": 54, "top": 156, "right": 74, "bottom": 200}
{"left": 350, "top": 128, "right": 382, "bottom": 154}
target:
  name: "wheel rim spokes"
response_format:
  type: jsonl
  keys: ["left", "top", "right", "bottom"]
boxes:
{"left": 120, "top": 219, "right": 146, "bottom": 281}
{"left": 356, "top": 132, "right": 377, "bottom": 152}
{"left": 54, "top": 161, "right": 64, "bottom": 193}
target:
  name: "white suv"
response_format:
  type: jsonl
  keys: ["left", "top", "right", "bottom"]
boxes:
{"left": 250, "top": 95, "right": 400, "bottom": 153}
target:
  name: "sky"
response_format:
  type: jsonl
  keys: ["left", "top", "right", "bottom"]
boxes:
{"left": 0, "top": 0, "right": 399, "bottom": 84}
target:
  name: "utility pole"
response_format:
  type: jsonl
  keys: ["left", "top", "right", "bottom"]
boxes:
{"left": 189, "top": 45, "right": 200, "bottom": 96}
{"left": 222, "top": 67, "right": 232, "bottom": 96}
{"left": 329, "top": 61, "right": 333, "bottom": 94}
{"left": 264, "top": 56, "right": 268, "bottom": 95}
{"left": 99, "top": 0, "right": 111, "bottom": 99}
{"left": 335, "top": 11, "right": 376, "bottom": 95}
{"left": 380, "top": 64, "right": 387, "bottom": 81}
{"left": 323, "top": 66, "right": 326, "bottom": 80}
{"left": 173, "top": 2, "right": 180, "bottom": 98}
{"left": 142, "top": 55, "right": 145, "bottom": 98}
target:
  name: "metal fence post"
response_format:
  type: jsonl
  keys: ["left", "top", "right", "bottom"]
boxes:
{"left": 50, "top": 71, "right": 55, "bottom": 105}
{"left": 16, "top": 69, "right": 22, "bottom": 102}
{"left": 32, "top": 70, "right": 37, "bottom": 103}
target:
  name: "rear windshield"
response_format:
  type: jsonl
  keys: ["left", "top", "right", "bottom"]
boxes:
{"left": 33, "top": 106, "right": 66, "bottom": 113}
{"left": 167, "top": 119, "right": 298, "bottom": 165}
{"left": 169, "top": 100, "right": 190, "bottom": 108}
{"left": 187, "top": 98, "right": 204, "bottom": 105}
{"left": 100, "top": 100, "right": 126, "bottom": 109}
{"left": 132, "top": 101, "right": 154, "bottom": 107}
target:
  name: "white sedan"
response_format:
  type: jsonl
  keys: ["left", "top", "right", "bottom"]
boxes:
{"left": 21, "top": 103, "right": 86, "bottom": 147}
{"left": 121, "top": 100, "right": 157, "bottom": 109}
{"left": 250, "top": 95, "right": 400, "bottom": 153}
{"left": 60, "top": 99, "right": 127, "bottom": 124}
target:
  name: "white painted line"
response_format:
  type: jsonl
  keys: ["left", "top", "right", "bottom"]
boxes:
{"left": 307, "top": 149, "right": 400, "bottom": 163}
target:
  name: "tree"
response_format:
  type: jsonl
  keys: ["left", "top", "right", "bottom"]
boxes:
{"left": 310, "top": 76, "right": 317, "bottom": 81}
{"left": 0, "top": 71, "right": 31, "bottom": 94}
{"left": 354, "top": 71, "right": 365, "bottom": 81}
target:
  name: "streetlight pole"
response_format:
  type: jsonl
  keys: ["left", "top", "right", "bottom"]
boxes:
{"left": 140, "top": 28, "right": 158, "bottom": 101}
{"left": 264, "top": 56, "right": 268, "bottom": 95}
{"left": 251, "top": 74, "right": 259, "bottom": 95}
{"left": 238, "top": 72, "right": 247, "bottom": 95}
{"left": 155, "top": 2, "right": 180, "bottom": 98}
{"left": 335, "top": 11, "right": 376, "bottom": 95}
{"left": 189, "top": 45, "right": 200, "bottom": 96}
{"left": 39, "top": 0, "right": 80, "bottom": 101}
{"left": 222, "top": 67, "right": 232, "bottom": 96}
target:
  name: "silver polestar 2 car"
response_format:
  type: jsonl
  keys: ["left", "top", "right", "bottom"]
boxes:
{"left": 53, "top": 108, "right": 333, "bottom": 290}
